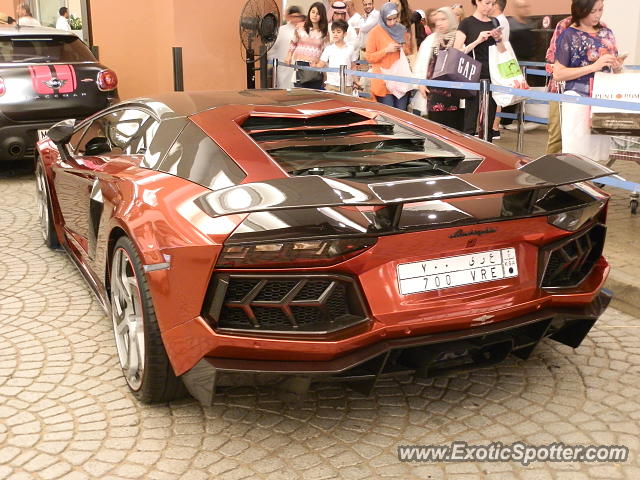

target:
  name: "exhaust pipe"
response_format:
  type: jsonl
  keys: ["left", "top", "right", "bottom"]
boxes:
{"left": 3, "top": 137, "right": 25, "bottom": 159}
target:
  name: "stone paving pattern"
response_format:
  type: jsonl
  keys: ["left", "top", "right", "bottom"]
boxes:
{"left": 1, "top": 135, "right": 639, "bottom": 479}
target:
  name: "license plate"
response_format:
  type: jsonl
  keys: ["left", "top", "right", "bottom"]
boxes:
{"left": 397, "top": 248, "right": 519, "bottom": 295}
{"left": 37, "top": 129, "right": 48, "bottom": 141}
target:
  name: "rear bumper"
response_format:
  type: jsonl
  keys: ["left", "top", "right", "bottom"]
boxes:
{"left": 0, "top": 120, "right": 58, "bottom": 161}
{"left": 182, "top": 288, "right": 612, "bottom": 404}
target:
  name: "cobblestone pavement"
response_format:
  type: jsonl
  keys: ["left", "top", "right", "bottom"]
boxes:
{"left": 1, "top": 169, "right": 639, "bottom": 480}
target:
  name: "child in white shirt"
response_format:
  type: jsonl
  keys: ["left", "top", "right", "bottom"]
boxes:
{"left": 317, "top": 20, "right": 358, "bottom": 92}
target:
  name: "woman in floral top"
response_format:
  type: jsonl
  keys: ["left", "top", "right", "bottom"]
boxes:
{"left": 554, "top": 2, "right": 621, "bottom": 96}
{"left": 553, "top": 0, "right": 624, "bottom": 162}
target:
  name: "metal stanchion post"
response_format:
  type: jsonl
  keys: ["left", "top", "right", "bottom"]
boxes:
{"left": 339, "top": 65, "right": 347, "bottom": 94}
{"left": 515, "top": 64, "right": 527, "bottom": 152}
{"left": 516, "top": 100, "right": 525, "bottom": 152}
{"left": 272, "top": 59, "right": 278, "bottom": 89}
{"left": 480, "top": 79, "right": 490, "bottom": 141}
{"left": 172, "top": 47, "right": 184, "bottom": 92}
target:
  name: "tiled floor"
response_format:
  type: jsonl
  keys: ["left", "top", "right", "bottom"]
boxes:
{"left": 0, "top": 138, "right": 639, "bottom": 479}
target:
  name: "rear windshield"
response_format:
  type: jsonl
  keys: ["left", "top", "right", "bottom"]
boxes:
{"left": 0, "top": 35, "right": 96, "bottom": 63}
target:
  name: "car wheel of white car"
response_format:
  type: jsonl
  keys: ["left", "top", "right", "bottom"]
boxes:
{"left": 110, "top": 236, "right": 185, "bottom": 403}
{"left": 34, "top": 158, "right": 60, "bottom": 249}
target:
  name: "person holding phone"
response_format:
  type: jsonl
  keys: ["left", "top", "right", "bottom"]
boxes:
{"left": 366, "top": 2, "right": 413, "bottom": 110}
{"left": 553, "top": 0, "right": 624, "bottom": 162}
{"left": 453, "top": 0, "right": 506, "bottom": 142}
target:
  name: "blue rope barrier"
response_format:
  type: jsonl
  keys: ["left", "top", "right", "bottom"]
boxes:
{"left": 496, "top": 112, "right": 549, "bottom": 124}
{"left": 490, "top": 85, "right": 640, "bottom": 112}
{"left": 350, "top": 59, "right": 640, "bottom": 71}
{"left": 280, "top": 62, "right": 340, "bottom": 74}
{"left": 598, "top": 176, "right": 640, "bottom": 192}
{"left": 280, "top": 62, "right": 640, "bottom": 112}
{"left": 343, "top": 68, "right": 481, "bottom": 91}
{"left": 525, "top": 69, "right": 550, "bottom": 77}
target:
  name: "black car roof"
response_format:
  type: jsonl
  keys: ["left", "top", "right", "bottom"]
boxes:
{"left": 0, "top": 25, "right": 78, "bottom": 37}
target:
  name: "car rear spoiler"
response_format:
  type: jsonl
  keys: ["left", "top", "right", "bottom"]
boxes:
{"left": 197, "top": 154, "right": 614, "bottom": 218}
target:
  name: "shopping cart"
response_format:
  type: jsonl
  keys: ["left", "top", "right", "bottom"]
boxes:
{"left": 607, "top": 136, "right": 640, "bottom": 214}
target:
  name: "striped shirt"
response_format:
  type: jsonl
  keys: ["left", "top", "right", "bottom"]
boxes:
{"left": 288, "top": 26, "right": 327, "bottom": 64}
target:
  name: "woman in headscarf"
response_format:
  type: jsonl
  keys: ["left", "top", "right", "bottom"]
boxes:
{"left": 451, "top": 4, "right": 465, "bottom": 23}
{"left": 365, "top": 2, "right": 412, "bottom": 110}
{"left": 412, "top": 7, "right": 462, "bottom": 130}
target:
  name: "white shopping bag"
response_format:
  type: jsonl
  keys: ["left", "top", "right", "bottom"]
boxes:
{"left": 591, "top": 71, "right": 640, "bottom": 135}
{"left": 489, "top": 41, "right": 529, "bottom": 107}
{"left": 562, "top": 91, "right": 611, "bottom": 163}
{"left": 381, "top": 50, "right": 414, "bottom": 99}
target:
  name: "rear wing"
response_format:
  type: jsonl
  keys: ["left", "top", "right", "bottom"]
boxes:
{"left": 197, "top": 154, "right": 614, "bottom": 218}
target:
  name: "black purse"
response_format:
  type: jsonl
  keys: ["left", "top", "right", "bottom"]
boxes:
{"left": 296, "top": 61, "right": 323, "bottom": 86}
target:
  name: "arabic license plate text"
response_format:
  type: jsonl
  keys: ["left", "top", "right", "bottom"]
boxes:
{"left": 397, "top": 248, "right": 518, "bottom": 295}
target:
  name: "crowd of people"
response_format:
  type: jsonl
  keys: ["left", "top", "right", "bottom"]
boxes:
{"left": 271, "top": 0, "right": 624, "bottom": 159}
{"left": 272, "top": 0, "right": 536, "bottom": 142}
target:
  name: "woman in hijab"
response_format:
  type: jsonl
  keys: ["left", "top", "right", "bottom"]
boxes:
{"left": 412, "top": 7, "right": 462, "bottom": 130}
{"left": 365, "top": 2, "right": 412, "bottom": 110}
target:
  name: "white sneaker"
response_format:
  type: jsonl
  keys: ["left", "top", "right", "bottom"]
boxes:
{"left": 503, "top": 122, "right": 541, "bottom": 132}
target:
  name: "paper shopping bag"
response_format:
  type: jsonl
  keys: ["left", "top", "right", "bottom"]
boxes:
{"left": 489, "top": 41, "right": 529, "bottom": 107}
{"left": 591, "top": 71, "right": 640, "bottom": 136}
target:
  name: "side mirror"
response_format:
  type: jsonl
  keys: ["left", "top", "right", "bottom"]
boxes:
{"left": 84, "top": 136, "right": 111, "bottom": 156}
{"left": 47, "top": 119, "right": 76, "bottom": 144}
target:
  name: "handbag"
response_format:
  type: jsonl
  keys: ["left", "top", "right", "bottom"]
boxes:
{"left": 489, "top": 41, "right": 530, "bottom": 107}
{"left": 380, "top": 49, "right": 414, "bottom": 99}
{"left": 431, "top": 47, "right": 481, "bottom": 98}
{"left": 295, "top": 61, "right": 323, "bottom": 86}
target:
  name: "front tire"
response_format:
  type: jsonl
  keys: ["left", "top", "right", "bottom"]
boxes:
{"left": 110, "top": 236, "right": 185, "bottom": 403}
{"left": 34, "top": 158, "right": 60, "bottom": 249}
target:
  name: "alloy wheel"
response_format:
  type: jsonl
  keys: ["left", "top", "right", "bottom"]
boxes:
{"left": 111, "top": 247, "right": 146, "bottom": 391}
{"left": 34, "top": 164, "right": 50, "bottom": 242}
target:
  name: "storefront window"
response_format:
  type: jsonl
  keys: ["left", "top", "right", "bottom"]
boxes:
{"left": 12, "top": 0, "right": 88, "bottom": 43}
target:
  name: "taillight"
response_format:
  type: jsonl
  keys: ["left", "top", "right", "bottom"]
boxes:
{"left": 216, "top": 238, "right": 376, "bottom": 268}
{"left": 96, "top": 69, "right": 118, "bottom": 91}
{"left": 0, "top": 77, "right": 5, "bottom": 96}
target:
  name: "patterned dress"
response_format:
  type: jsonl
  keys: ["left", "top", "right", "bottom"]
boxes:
{"left": 288, "top": 26, "right": 326, "bottom": 64}
{"left": 555, "top": 26, "right": 618, "bottom": 96}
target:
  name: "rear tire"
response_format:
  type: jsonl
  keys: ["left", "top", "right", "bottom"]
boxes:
{"left": 34, "top": 158, "right": 60, "bottom": 249}
{"left": 110, "top": 236, "right": 185, "bottom": 403}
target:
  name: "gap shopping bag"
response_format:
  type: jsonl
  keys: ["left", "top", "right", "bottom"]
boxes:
{"left": 431, "top": 47, "right": 481, "bottom": 98}
{"left": 489, "top": 41, "right": 529, "bottom": 107}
